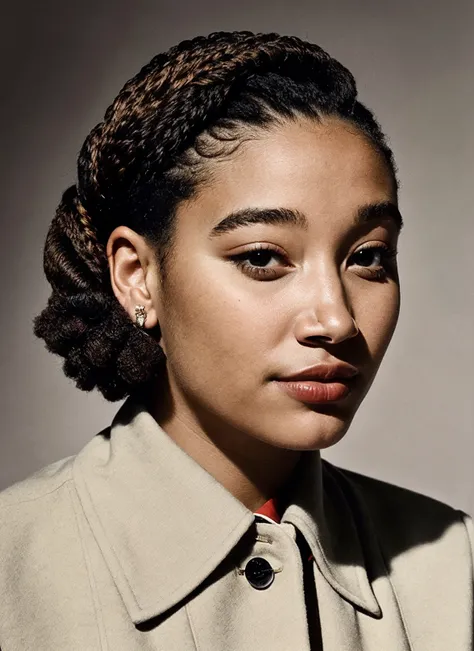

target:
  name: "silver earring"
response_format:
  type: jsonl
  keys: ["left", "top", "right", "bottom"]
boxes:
{"left": 134, "top": 305, "right": 147, "bottom": 329}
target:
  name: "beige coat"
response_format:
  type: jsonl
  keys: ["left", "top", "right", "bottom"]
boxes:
{"left": 0, "top": 396, "right": 472, "bottom": 650}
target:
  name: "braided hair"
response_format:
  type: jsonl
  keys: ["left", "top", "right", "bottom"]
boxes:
{"left": 33, "top": 31, "right": 398, "bottom": 402}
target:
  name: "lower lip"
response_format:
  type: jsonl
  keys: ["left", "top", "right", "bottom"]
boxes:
{"left": 275, "top": 380, "right": 351, "bottom": 404}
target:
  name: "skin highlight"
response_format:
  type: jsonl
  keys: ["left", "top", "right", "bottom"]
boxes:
{"left": 106, "top": 115, "right": 401, "bottom": 512}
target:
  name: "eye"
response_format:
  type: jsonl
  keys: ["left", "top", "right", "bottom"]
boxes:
{"left": 229, "top": 244, "right": 290, "bottom": 280}
{"left": 348, "top": 243, "right": 398, "bottom": 280}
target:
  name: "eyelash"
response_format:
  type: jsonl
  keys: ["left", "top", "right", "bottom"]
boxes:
{"left": 229, "top": 243, "right": 398, "bottom": 281}
{"left": 229, "top": 244, "right": 287, "bottom": 280}
{"left": 350, "top": 243, "right": 398, "bottom": 280}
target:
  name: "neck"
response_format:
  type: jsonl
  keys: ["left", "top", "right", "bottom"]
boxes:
{"left": 145, "top": 379, "right": 302, "bottom": 513}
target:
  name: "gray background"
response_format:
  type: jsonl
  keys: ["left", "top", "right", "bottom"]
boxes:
{"left": 1, "top": 0, "right": 473, "bottom": 513}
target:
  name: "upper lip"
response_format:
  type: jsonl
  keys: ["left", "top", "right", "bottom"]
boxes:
{"left": 277, "top": 362, "right": 359, "bottom": 382}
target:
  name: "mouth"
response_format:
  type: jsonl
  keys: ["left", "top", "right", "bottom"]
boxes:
{"left": 274, "top": 362, "right": 360, "bottom": 405}
{"left": 274, "top": 379, "right": 353, "bottom": 404}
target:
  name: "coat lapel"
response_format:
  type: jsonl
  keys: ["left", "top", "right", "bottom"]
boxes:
{"left": 281, "top": 452, "right": 412, "bottom": 649}
{"left": 73, "top": 396, "right": 255, "bottom": 624}
{"left": 281, "top": 450, "right": 382, "bottom": 616}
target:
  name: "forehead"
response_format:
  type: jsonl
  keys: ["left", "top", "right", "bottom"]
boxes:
{"left": 178, "top": 116, "right": 397, "bottom": 233}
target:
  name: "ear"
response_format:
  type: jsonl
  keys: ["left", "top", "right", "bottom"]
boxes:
{"left": 106, "top": 226, "right": 163, "bottom": 332}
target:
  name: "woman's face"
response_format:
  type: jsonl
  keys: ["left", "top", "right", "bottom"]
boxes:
{"left": 152, "top": 116, "right": 401, "bottom": 452}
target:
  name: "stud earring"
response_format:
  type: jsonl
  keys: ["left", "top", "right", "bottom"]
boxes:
{"left": 134, "top": 305, "right": 147, "bottom": 329}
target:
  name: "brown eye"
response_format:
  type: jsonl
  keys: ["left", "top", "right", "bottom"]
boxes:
{"left": 246, "top": 250, "right": 276, "bottom": 267}
{"left": 229, "top": 244, "right": 290, "bottom": 280}
{"left": 352, "top": 248, "right": 384, "bottom": 267}
{"left": 348, "top": 244, "right": 398, "bottom": 280}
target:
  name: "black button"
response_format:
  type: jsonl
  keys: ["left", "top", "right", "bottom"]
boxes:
{"left": 244, "top": 557, "right": 275, "bottom": 590}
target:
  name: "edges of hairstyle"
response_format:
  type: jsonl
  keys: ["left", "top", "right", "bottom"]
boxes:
{"left": 33, "top": 290, "right": 165, "bottom": 401}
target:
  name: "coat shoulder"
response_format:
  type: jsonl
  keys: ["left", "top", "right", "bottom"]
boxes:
{"left": 327, "top": 461, "right": 465, "bottom": 523}
{"left": 0, "top": 454, "right": 75, "bottom": 510}
{"left": 0, "top": 453, "right": 78, "bottom": 563}
{"left": 0, "top": 451, "right": 107, "bottom": 649}
{"left": 323, "top": 459, "right": 473, "bottom": 572}
{"left": 322, "top": 462, "right": 474, "bottom": 646}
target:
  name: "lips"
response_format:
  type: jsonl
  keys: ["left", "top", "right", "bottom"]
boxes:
{"left": 277, "top": 362, "right": 359, "bottom": 382}
{"left": 275, "top": 362, "right": 359, "bottom": 404}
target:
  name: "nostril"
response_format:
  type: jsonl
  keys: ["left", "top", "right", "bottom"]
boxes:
{"left": 303, "top": 335, "right": 334, "bottom": 346}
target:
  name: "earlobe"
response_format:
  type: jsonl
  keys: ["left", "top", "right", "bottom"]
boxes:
{"left": 130, "top": 297, "right": 161, "bottom": 332}
{"left": 106, "top": 225, "right": 162, "bottom": 330}
{"left": 128, "top": 288, "right": 160, "bottom": 331}
{"left": 134, "top": 305, "right": 148, "bottom": 328}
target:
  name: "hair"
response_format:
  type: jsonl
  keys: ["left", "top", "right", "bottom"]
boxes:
{"left": 33, "top": 30, "right": 399, "bottom": 402}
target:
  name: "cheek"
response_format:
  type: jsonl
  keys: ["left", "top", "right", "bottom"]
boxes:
{"left": 354, "top": 283, "right": 400, "bottom": 358}
{"left": 159, "top": 264, "right": 272, "bottom": 383}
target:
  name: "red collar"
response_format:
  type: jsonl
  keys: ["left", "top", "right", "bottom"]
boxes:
{"left": 254, "top": 496, "right": 314, "bottom": 563}
{"left": 254, "top": 496, "right": 281, "bottom": 523}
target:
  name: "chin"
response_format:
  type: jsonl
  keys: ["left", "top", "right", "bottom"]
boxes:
{"left": 262, "top": 408, "right": 355, "bottom": 452}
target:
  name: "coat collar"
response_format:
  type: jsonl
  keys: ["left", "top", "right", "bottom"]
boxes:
{"left": 73, "top": 395, "right": 382, "bottom": 625}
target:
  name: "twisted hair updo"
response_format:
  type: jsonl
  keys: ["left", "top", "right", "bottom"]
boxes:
{"left": 33, "top": 30, "right": 398, "bottom": 402}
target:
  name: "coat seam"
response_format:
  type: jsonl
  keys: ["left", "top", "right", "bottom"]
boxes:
{"left": 457, "top": 509, "right": 474, "bottom": 647}
{"left": 69, "top": 481, "right": 109, "bottom": 651}
{"left": 0, "top": 475, "right": 73, "bottom": 508}
{"left": 457, "top": 509, "right": 474, "bottom": 568}
{"left": 184, "top": 603, "right": 200, "bottom": 651}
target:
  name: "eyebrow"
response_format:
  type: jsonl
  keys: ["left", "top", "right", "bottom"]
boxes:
{"left": 209, "top": 207, "right": 308, "bottom": 237}
{"left": 209, "top": 201, "right": 403, "bottom": 237}
{"left": 357, "top": 201, "right": 404, "bottom": 231}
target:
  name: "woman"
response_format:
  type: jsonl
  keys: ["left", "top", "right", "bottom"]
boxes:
{"left": 0, "top": 31, "right": 472, "bottom": 651}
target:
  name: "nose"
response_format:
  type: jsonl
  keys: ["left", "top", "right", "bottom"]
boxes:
{"left": 293, "top": 272, "right": 359, "bottom": 346}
